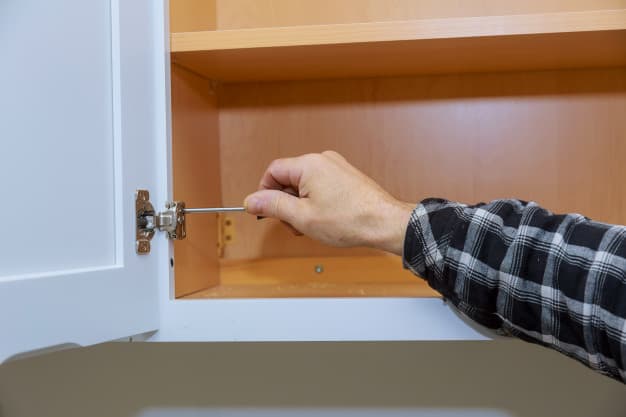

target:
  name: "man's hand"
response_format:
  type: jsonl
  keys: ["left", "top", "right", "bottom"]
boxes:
{"left": 243, "top": 151, "right": 414, "bottom": 256}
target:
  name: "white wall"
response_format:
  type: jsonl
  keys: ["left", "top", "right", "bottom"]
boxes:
{"left": 0, "top": 340, "right": 624, "bottom": 417}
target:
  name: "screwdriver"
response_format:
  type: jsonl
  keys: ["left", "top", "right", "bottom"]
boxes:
{"left": 184, "top": 207, "right": 245, "bottom": 214}
{"left": 184, "top": 206, "right": 264, "bottom": 220}
{"left": 184, "top": 189, "right": 298, "bottom": 216}
{"left": 183, "top": 207, "right": 265, "bottom": 220}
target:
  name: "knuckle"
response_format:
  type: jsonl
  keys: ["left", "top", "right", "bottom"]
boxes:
{"left": 303, "top": 153, "right": 323, "bottom": 165}
{"left": 322, "top": 150, "right": 344, "bottom": 160}
{"left": 268, "top": 158, "right": 282, "bottom": 172}
{"left": 272, "top": 193, "right": 283, "bottom": 217}
{"left": 273, "top": 193, "right": 294, "bottom": 222}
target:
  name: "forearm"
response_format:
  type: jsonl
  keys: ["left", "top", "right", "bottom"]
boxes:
{"left": 403, "top": 198, "right": 626, "bottom": 383}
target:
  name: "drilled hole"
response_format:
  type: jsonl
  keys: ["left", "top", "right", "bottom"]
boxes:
{"left": 170, "top": 258, "right": 174, "bottom": 268}
{"left": 225, "top": 235, "right": 232, "bottom": 241}
{"left": 225, "top": 219, "right": 232, "bottom": 226}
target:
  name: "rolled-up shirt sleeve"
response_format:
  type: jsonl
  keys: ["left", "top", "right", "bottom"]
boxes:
{"left": 403, "top": 198, "right": 626, "bottom": 383}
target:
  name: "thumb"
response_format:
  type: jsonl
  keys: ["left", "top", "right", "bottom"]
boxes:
{"left": 244, "top": 189, "right": 302, "bottom": 224}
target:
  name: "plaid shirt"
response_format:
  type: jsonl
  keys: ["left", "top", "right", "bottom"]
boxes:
{"left": 403, "top": 198, "right": 626, "bottom": 383}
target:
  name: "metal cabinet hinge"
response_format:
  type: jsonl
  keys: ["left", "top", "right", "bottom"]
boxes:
{"left": 135, "top": 189, "right": 186, "bottom": 254}
{"left": 135, "top": 189, "right": 245, "bottom": 255}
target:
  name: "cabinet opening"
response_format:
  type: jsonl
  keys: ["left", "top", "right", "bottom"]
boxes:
{"left": 169, "top": 1, "right": 626, "bottom": 299}
{"left": 170, "top": 65, "right": 626, "bottom": 299}
{"left": 170, "top": 64, "right": 441, "bottom": 298}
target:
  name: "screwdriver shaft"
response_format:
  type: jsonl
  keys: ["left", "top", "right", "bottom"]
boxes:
{"left": 184, "top": 207, "right": 245, "bottom": 214}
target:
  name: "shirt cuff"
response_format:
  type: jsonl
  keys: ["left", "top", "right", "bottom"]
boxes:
{"left": 402, "top": 198, "right": 457, "bottom": 283}
{"left": 402, "top": 198, "right": 505, "bottom": 331}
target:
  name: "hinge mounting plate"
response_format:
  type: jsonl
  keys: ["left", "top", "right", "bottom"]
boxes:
{"left": 217, "top": 214, "right": 236, "bottom": 257}
{"left": 135, "top": 189, "right": 186, "bottom": 254}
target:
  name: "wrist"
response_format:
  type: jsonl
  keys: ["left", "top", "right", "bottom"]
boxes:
{"left": 370, "top": 200, "right": 414, "bottom": 256}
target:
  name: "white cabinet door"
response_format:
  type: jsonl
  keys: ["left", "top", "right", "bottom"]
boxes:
{"left": 0, "top": 0, "right": 166, "bottom": 361}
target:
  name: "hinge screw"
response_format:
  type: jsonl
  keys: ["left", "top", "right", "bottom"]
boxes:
{"left": 136, "top": 240, "right": 150, "bottom": 254}
{"left": 314, "top": 264, "right": 324, "bottom": 274}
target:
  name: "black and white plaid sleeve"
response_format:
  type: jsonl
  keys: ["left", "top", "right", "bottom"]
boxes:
{"left": 403, "top": 198, "right": 626, "bottom": 383}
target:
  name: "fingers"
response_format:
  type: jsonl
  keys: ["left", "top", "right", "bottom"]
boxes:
{"left": 258, "top": 152, "right": 345, "bottom": 191}
{"left": 258, "top": 157, "right": 306, "bottom": 191}
{"left": 244, "top": 189, "right": 303, "bottom": 225}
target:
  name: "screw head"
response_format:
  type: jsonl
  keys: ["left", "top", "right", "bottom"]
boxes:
{"left": 314, "top": 264, "right": 324, "bottom": 274}
{"left": 136, "top": 240, "right": 150, "bottom": 254}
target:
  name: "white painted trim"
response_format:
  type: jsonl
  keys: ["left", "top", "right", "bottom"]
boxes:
{"left": 153, "top": 298, "right": 491, "bottom": 342}
{"left": 0, "top": 265, "right": 123, "bottom": 284}
{"left": 110, "top": 0, "right": 125, "bottom": 266}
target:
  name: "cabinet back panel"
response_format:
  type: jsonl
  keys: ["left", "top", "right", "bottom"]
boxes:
{"left": 214, "top": 0, "right": 626, "bottom": 29}
{"left": 218, "top": 68, "right": 626, "bottom": 260}
{"left": 170, "top": 0, "right": 216, "bottom": 32}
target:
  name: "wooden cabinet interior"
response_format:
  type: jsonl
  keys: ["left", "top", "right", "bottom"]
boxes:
{"left": 170, "top": 1, "right": 626, "bottom": 299}
{"left": 170, "top": 2, "right": 626, "bottom": 82}
{"left": 171, "top": 0, "right": 626, "bottom": 31}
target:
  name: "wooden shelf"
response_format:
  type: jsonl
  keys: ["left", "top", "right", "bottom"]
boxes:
{"left": 171, "top": 9, "right": 626, "bottom": 82}
{"left": 181, "top": 255, "right": 439, "bottom": 299}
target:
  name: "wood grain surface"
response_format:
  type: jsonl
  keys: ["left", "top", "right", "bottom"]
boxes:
{"left": 183, "top": 255, "right": 438, "bottom": 298}
{"left": 214, "top": 0, "right": 626, "bottom": 29}
{"left": 170, "top": 0, "right": 216, "bottom": 32}
{"left": 218, "top": 68, "right": 626, "bottom": 261}
{"left": 171, "top": 10, "right": 626, "bottom": 82}
{"left": 171, "top": 65, "right": 223, "bottom": 297}
{"left": 169, "top": 0, "right": 626, "bottom": 298}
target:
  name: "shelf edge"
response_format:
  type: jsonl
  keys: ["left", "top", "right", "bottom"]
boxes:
{"left": 171, "top": 9, "right": 626, "bottom": 52}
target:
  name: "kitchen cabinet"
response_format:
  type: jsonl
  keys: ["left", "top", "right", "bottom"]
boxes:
{"left": 1, "top": 0, "right": 624, "bottom": 361}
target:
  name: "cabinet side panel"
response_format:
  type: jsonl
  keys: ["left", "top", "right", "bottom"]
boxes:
{"left": 170, "top": 0, "right": 216, "bottom": 32}
{"left": 215, "top": 0, "right": 626, "bottom": 29}
{"left": 218, "top": 68, "right": 626, "bottom": 261}
{"left": 172, "top": 64, "right": 222, "bottom": 297}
